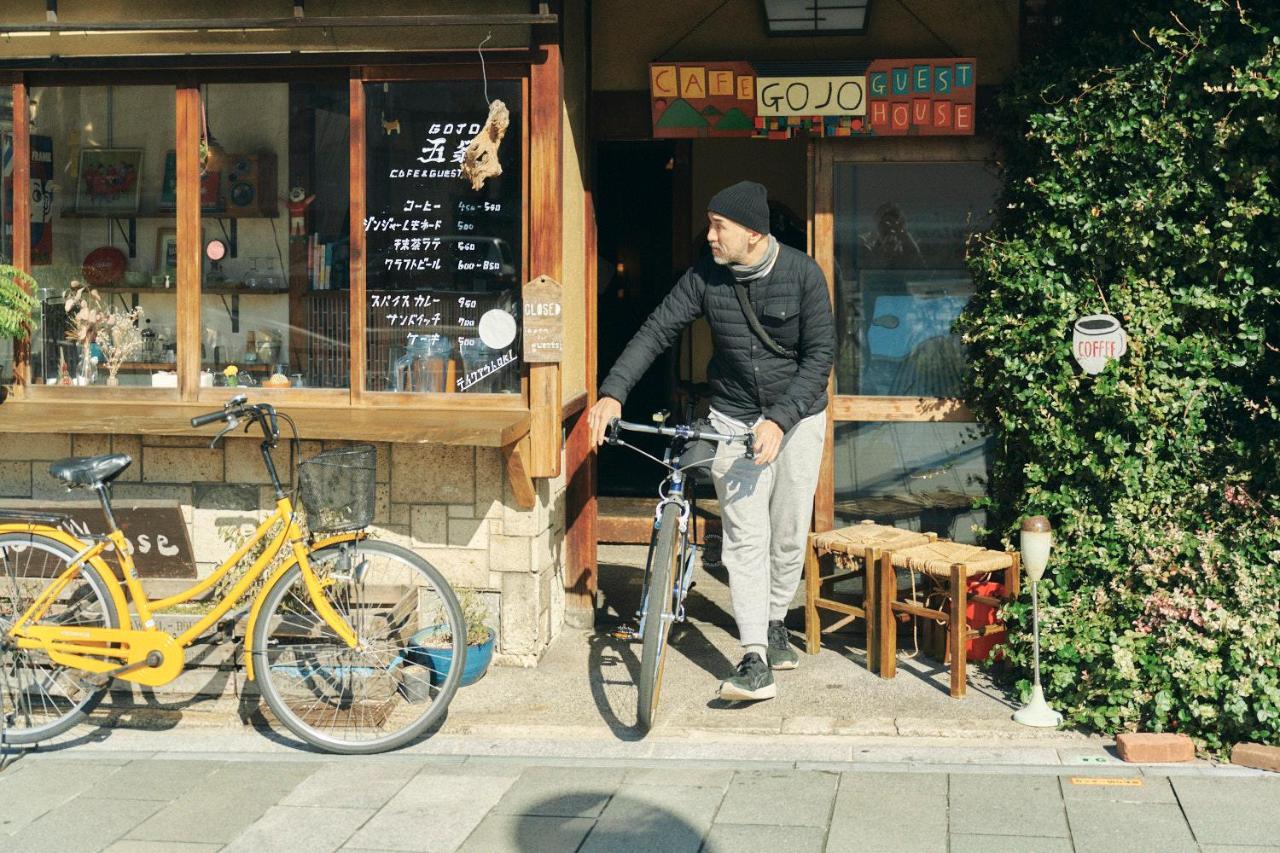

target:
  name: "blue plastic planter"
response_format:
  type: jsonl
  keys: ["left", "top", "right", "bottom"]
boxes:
{"left": 409, "top": 627, "right": 495, "bottom": 687}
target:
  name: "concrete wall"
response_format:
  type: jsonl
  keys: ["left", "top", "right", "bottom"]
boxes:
{"left": 0, "top": 433, "right": 568, "bottom": 665}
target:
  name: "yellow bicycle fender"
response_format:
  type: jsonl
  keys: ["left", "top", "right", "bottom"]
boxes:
{"left": 242, "top": 531, "right": 366, "bottom": 681}
{"left": 0, "top": 523, "right": 130, "bottom": 630}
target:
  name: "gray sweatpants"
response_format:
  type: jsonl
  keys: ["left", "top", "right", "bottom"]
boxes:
{"left": 709, "top": 407, "right": 827, "bottom": 650}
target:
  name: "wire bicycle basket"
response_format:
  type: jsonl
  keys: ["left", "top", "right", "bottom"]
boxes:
{"left": 297, "top": 444, "right": 377, "bottom": 534}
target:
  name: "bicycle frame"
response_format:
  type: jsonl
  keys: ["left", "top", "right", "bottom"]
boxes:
{"left": 3, "top": 496, "right": 362, "bottom": 688}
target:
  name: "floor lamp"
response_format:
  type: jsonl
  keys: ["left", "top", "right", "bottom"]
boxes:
{"left": 1013, "top": 515, "right": 1063, "bottom": 727}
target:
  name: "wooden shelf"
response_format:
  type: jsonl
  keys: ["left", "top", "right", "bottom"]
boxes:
{"left": 92, "top": 285, "right": 289, "bottom": 295}
{"left": 0, "top": 400, "right": 530, "bottom": 448}
{"left": 59, "top": 209, "right": 278, "bottom": 220}
{"left": 116, "top": 362, "right": 273, "bottom": 372}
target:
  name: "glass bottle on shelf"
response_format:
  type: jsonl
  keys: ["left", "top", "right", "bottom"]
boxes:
{"left": 257, "top": 257, "right": 281, "bottom": 291}
{"left": 242, "top": 258, "right": 260, "bottom": 290}
{"left": 141, "top": 318, "right": 156, "bottom": 363}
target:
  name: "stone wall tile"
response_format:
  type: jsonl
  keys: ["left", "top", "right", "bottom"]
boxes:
{"left": 226, "top": 437, "right": 323, "bottom": 484}
{"left": 0, "top": 461, "right": 31, "bottom": 498}
{"left": 474, "top": 447, "right": 504, "bottom": 519}
{"left": 415, "top": 546, "right": 489, "bottom": 589}
{"left": 143, "top": 446, "right": 223, "bottom": 483}
{"left": 489, "top": 533, "right": 532, "bottom": 574}
{"left": 390, "top": 444, "right": 474, "bottom": 504}
{"left": 71, "top": 435, "right": 111, "bottom": 457}
{"left": 0, "top": 434, "right": 69, "bottom": 461}
{"left": 112, "top": 436, "right": 142, "bottom": 481}
{"left": 411, "top": 505, "right": 447, "bottom": 546}
{"left": 448, "top": 517, "right": 489, "bottom": 550}
{"left": 500, "top": 572, "right": 540, "bottom": 655}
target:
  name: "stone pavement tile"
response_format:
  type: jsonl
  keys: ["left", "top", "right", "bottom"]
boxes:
{"left": 950, "top": 835, "right": 1073, "bottom": 853}
{"left": 1172, "top": 776, "right": 1280, "bottom": 847}
{"left": 713, "top": 770, "right": 838, "bottom": 827}
{"left": 950, "top": 773, "right": 1070, "bottom": 838}
{"left": 92, "top": 759, "right": 225, "bottom": 801}
{"left": 624, "top": 766, "right": 734, "bottom": 788}
{"left": 1060, "top": 774, "right": 1177, "bottom": 803}
{"left": 3, "top": 796, "right": 163, "bottom": 853}
{"left": 849, "top": 745, "right": 1062, "bottom": 765}
{"left": 222, "top": 805, "right": 375, "bottom": 853}
{"left": 490, "top": 765, "right": 625, "bottom": 818}
{"left": 282, "top": 761, "right": 421, "bottom": 809}
{"left": 1065, "top": 801, "right": 1198, "bottom": 853}
{"left": 0, "top": 759, "right": 124, "bottom": 837}
{"left": 701, "top": 824, "right": 826, "bottom": 853}
{"left": 124, "top": 761, "right": 316, "bottom": 844}
{"left": 103, "top": 842, "right": 222, "bottom": 853}
{"left": 455, "top": 814, "right": 595, "bottom": 853}
{"left": 1200, "top": 847, "right": 1280, "bottom": 853}
{"left": 580, "top": 784, "right": 727, "bottom": 853}
{"left": 344, "top": 772, "right": 517, "bottom": 852}
{"left": 825, "top": 772, "right": 946, "bottom": 853}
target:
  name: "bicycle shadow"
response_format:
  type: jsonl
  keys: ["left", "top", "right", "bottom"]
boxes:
{"left": 463, "top": 792, "right": 706, "bottom": 852}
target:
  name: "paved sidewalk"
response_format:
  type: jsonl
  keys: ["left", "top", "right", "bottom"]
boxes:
{"left": 2, "top": 733, "right": 1278, "bottom": 853}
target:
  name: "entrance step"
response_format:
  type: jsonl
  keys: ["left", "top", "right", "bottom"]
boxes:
{"left": 597, "top": 496, "right": 721, "bottom": 544}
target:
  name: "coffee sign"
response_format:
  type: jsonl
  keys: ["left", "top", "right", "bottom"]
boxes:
{"left": 1072, "top": 314, "right": 1127, "bottom": 375}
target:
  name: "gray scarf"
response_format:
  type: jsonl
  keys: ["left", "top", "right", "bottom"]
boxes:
{"left": 729, "top": 235, "right": 779, "bottom": 283}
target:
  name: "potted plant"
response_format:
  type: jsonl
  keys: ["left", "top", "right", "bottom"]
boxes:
{"left": 0, "top": 264, "right": 40, "bottom": 390}
{"left": 409, "top": 587, "right": 495, "bottom": 688}
{"left": 62, "top": 280, "right": 144, "bottom": 386}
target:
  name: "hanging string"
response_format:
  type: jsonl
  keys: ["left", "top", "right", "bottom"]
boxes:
{"left": 478, "top": 29, "right": 493, "bottom": 106}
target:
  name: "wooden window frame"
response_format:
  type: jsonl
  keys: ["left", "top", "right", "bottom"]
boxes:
{"left": 811, "top": 136, "right": 994, "bottom": 531}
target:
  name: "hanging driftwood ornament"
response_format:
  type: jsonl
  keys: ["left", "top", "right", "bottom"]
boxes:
{"left": 460, "top": 99, "right": 510, "bottom": 191}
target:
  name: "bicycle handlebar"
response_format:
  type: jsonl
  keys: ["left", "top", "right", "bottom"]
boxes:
{"left": 607, "top": 418, "right": 755, "bottom": 459}
{"left": 190, "top": 395, "right": 280, "bottom": 446}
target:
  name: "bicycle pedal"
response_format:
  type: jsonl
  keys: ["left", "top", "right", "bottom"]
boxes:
{"left": 610, "top": 626, "right": 640, "bottom": 642}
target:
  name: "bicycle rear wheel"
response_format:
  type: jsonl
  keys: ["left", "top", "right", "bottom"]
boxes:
{"left": 252, "top": 539, "right": 465, "bottom": 755}
{"left": 0, "top": 532, "right": 120, "bottom": 746}
{"left": 637, "top": 502, "right": 681, "bottom": 732}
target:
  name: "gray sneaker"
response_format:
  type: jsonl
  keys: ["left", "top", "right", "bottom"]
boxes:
{"left": 717, "top": 652, "right": 776, "bottom": 701}
{"left": 768, "top": 620, "right": 799, "bottom": 670}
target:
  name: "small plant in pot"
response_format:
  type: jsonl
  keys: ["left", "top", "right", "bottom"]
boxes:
{"left": 0, "top": 264, "right": 39, "bottom": 392}
{"left": 407, "top": 587, "right": 496, "bottom": 690}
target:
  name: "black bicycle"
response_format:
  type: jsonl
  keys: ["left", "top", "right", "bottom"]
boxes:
{"left": 605, "top": 414, "right": 754, "bottom": 731}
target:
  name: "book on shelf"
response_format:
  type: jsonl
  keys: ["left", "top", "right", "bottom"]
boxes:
{"left": 307, "top": 233, "right": 348, "bottom": 291}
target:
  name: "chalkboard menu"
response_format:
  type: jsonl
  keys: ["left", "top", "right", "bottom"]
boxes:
{"left": 363, "top": 80, "right": 522, "bottom": 394}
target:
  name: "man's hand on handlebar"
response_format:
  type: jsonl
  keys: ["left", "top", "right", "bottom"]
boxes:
{"left": 587, "top": 396, "right": 622, "bottom": 448}
{"left": 752, "top": 419, "right": 784, "bottom": 466}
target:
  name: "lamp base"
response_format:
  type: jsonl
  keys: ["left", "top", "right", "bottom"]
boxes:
{"left": 1013, "top": 684, "right": 1063, "bottom": 728}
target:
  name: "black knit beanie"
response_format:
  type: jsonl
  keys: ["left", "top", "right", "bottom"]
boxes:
{"left": 707, "top": 180, "right": 770, "bottom": 235}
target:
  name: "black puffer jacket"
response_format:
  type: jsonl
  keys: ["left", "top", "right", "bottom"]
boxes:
{"left": 599, "top": 244, "right": 835, "bottom": 433}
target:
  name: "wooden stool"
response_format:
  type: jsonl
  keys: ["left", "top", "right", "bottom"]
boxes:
{"left": 804, "top": 521, "right": 933, "bottom": 671}
{"left": 878, "top": 540, "right": 1021, "bottom": 697}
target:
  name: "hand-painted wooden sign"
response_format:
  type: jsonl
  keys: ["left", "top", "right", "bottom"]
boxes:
{"left": 650, "top": 58, "right": 975, "bottom": 139}
{"left": 1, "top": 500, "right": 196, "bottom": 578}
{"left": 1072, "top": 314, "right": 1127, "bottom": 375}
{"left": 522, "top": 276, "right": 563, "bottom": 363}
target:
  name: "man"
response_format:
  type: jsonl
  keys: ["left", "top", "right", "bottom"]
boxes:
{"left": 588, "top": 180, "right": 835, "bottom": 702}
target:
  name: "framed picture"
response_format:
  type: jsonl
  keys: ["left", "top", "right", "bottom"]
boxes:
{"left": 75, "top": 148, "right": 143, "bottom": 215}
{"left": 155, "top": 227, "right": 178, "bottom": 277}
{"left": 159, "top": 150, "right": 222, "bottom": 211}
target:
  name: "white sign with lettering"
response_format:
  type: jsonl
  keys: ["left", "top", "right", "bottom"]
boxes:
{"left": 1072, "top": 314, "right": 1127, "bottom": 375}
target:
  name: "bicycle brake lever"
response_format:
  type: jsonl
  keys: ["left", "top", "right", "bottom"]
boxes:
{"left": 743, "top": 434, "right": 756, "bottom": 460}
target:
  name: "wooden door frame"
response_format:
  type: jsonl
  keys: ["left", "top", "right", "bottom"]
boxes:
{"left": 811, "top": 135, "right": 994, "bottom": 532}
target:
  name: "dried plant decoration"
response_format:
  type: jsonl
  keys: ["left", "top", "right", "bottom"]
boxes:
{"left": 459, "top": 99, "right": 510, "bottom": 192}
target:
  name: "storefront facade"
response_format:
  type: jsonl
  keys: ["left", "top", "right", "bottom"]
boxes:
{"left": 0, "top": 1, "right": 1026, "bottom": 664}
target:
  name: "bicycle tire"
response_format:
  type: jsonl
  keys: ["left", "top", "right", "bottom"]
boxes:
{"left": 0, "top": 532, "right": 120, "bottom": 746}
{"left": 637, "top": 502, "right": 681, "bottom": 732}
{"left": 252, "top": 539, "right": 466, "bottom": 755}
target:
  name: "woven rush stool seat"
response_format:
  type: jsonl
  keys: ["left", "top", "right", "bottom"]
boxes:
{"left": 879, "top": 539, "right": 1020, "bottom": 698}
{"left": 804, "top": 521, "right": 933, "bottom": 672}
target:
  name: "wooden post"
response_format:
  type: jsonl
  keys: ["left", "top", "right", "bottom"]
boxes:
{"left": 176, "top": 85, "right": 201, "bottom": 401}
{"left": 864, "top": 545, "right": 879, "bottom": 674}
{"left": 878, "top": 551, "right": 896, "bottom": 679}
{"left": 804, "top": 537, "right": 820, "bottom": 655}
{"left": 10, "top": 82, "right": 30, "bottom": 390}
{"left": 528, "top": 14, "right": 563, "bottom": 478}
{"left": 348, "top": 73, "right": 368, "bottom": 401}
{"left": 950, "top": 563, "right": 967, "bottom": 699}
{"left": 810, "top": 139, "right": 836, "bottom": 532}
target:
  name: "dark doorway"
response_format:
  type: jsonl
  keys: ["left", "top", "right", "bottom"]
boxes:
{"left": 594, "top": 141, "right": 685, "bottom": 498}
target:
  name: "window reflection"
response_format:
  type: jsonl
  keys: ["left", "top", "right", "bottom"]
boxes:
{"left": 833, "top": 421, "right": 988, "bottom": 544}
{"left": 833, "top": 162, "right": 999, "bottom": 397}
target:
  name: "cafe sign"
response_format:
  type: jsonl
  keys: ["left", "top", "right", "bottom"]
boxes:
{"left": 1072, "top": 314, "right": 1127, "bottom": 375}
{"left": 522, "top": 275, "right": 563, "bottom": 363}
{"left": 650, "top": 58, "right": 975, "bottom": 139}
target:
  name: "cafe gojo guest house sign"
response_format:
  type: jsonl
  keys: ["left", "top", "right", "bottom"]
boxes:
{"left": 650, "top": 58, "right": 975, "bottom": 139}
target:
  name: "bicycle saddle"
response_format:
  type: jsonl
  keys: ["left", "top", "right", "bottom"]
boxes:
{"left": 48, "top": 454, "right": 133, "bottom": 488}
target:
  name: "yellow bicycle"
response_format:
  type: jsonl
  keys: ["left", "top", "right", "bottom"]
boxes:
{"left": 0, "top": 395, "right": 465, "bottom": 755}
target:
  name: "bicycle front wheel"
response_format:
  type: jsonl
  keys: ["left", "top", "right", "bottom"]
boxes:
{"left": 253, "top": 539, "right": 466, "bottom": 755}
{"left": 637, "top": 502, "right": 681, "bottom": 732}
{"left": 0, "top": 532, "right": 120, "bottom": 746}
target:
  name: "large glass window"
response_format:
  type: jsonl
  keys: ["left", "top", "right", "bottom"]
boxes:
{"left": 199, "top": 82, "right": 350, "bottom": 391}
{"left": 832, "top": 162, "right": 1000, "bottom": 397}
{"left": 27, "top": 85, "right": 179, "bottom": 388}
{"left": 833, "top": 421, "right": 988, "bottom": 544}
{"left": 0, "top": 88, "right": 16, "bottom": 380}
{"left": 363, "top": 79, "right": 522, "bottom": 395}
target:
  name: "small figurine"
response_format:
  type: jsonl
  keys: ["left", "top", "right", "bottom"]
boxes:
{"left": 286, "top": 186, "right": 316, "bottom": 238}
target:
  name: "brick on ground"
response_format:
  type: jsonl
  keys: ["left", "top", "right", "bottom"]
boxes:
{"left": 1116, "top": 733, "right": 1196, "bottom": 763}
{"left": 1230, "top": 743, "right": 1280, "bottom": 773}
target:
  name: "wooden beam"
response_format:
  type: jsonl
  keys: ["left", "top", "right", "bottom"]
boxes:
{"left": 348, "top": 73, "right": 368, "bottom": 402}
{"left": 830, "top": 396, "right": 973, "bottom": 423}
{"left": 176, "top": 86, "right": 201, "bottom": 401}
{"left": 527, "top": 26, "right": 563, "bottom": 478}
{"left": 502, "top": 435, "right": 537, "bottom": 510}
{"left": 811, "top": 139, "right": 836, "bottom": 533}
{"left": 10, "top": 82, "right": 30, "bottom": 392}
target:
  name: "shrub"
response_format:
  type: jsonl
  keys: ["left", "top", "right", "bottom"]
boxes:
{"left": 959, "top": 0, "right": 1280, "bottom": 752}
